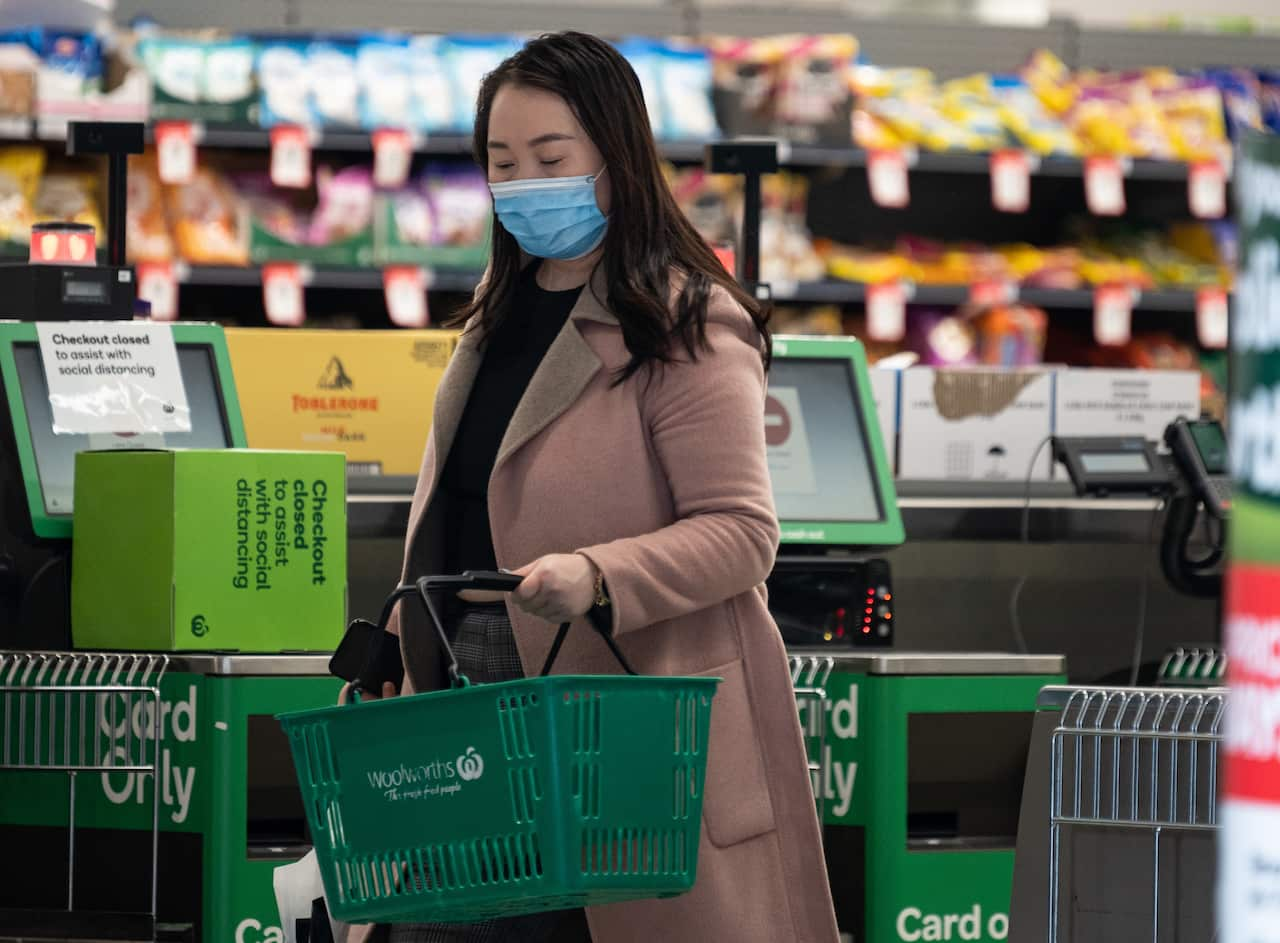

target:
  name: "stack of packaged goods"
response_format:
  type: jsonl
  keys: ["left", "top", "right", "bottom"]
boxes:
{"left": 817, "top": 224, "right": 1233, "bottom": 293}
{"left": 0, "top": 147, "right": 497, "bottom": 272}
{"left": 136, "top": 31, "right": 715, "bottom": 141}
{"left": 0, "top": 27, "right": 149, "bottom": 134}
{"left": 851, "top": 49, "right": 1278, "bottom": 160}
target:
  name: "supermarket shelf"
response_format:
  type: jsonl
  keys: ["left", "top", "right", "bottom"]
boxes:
{"left": 346, "top": 487, "right": 1166, "bottom": 543}
{"left": 175, "top": 269, "right": 1218, "bottom": 308}
{"left": 773, "top": 280, "right": 1220, "bottom": 311}
{"left": 179, "top": 264, "right": 481, "bottom": 293}
{"left": 0, "top": 122, "right": 1215, "bottom": 180}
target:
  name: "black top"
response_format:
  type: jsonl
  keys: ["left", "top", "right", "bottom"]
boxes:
{"left": 440, "top": 264, "right": 584, "bottom": 574}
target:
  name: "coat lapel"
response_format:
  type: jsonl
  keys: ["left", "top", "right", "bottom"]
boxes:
{"left": 422, "top": 318, "right": 483, "bottom": 496}
{"left": 492, "top": 269, "right": 611, "bottom": 473}
{"left": 420, "top": 269, "right": 613, "bottom": 505}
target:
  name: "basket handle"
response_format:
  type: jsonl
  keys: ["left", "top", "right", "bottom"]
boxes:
{"left": 539, "top": 616, "right": 638, "bottom": 677}
{"left": 384, "top": 572, "right": 638, "bottom": 687}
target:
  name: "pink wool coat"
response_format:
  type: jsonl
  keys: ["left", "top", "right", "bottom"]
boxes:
{"left": 374, "top": 270, "right": 838, "bottom": 942}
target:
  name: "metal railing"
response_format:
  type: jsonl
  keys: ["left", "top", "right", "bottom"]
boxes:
{"left": 0, "top": 651, "right": 168, "bottom": 932}
{"left": 1048, "top": 685, "right": 1225, "bottom": 943}
{"left": 790, "top": 654, "right": 834, "bottom": 822}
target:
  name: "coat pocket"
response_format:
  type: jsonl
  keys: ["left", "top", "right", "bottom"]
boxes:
{"left": 697, "top": 657, "right": 777, "bottom": 848}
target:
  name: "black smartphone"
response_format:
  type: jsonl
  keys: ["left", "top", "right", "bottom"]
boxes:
{"left": 329, "top": 619, "right": 405, "bottom": 694}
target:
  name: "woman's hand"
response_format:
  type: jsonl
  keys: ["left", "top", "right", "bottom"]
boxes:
{"left": 338, "top": 681, "right": 397, "bottom": 705}
{"left": 510, "top": 554, "right": 597, "bottom": 623}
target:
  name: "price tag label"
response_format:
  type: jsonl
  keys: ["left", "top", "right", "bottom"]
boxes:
{"left": 262, "top": 263, "right": 306, "bottom": 326}
{"left": 990, "top": 150, "right": 1031, "bottom": 213}
{"left": 270, "top": 126, "right": 312, "bottom": 190}
{"left": 1093, "top": 283, "right": 1134, "bottom": 347}
{"left": 970, "top": 280, "right": 1018, "bottom": 307}
{"left": 137, "top": 261, "right": 178, "bottom": 321}
{"left": 155, "top": 121, "right": 197, "bottom": 186}
{"left": 1189, "top": 161, "right": 1228, "bottom": 220}
{"left": 1085, "top": 156, "right": 1126, "bottom": 217}
{"left": 383, "top": 265, "right": 429, "bottom": 327}
{"left": 867, "top": 150, "right": 910, "bottom": 209}
{"left": 1197, "top": 287, "right": 1230, "bottom": 349}
{"left": 372, "top": 128, "right": 414, "bottom": 190}
{"left": 866, "top": 281, "right": 907, "bottom": 342}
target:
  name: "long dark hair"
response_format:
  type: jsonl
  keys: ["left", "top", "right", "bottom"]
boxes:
{"left": 451, "top": 31, "right": 771, "bottom": 380}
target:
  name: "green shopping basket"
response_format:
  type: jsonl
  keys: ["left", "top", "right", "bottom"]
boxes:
{"left": 278, "top": 572, "right": 720, "bottom": 924}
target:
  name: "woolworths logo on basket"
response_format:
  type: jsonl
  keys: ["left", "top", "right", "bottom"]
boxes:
{"left": 367, "top": 747, "right": 485, "bottom": 802}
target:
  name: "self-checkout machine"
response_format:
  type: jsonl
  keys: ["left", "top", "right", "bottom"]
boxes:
{"left": 0, "top": 124, "right": 340, "bottom": 943}
{"left": 767, "top": 333, "right": 1066, "bottom": 943}
{"left": 706, "top": 140, "right": 1068, "bottom": 943}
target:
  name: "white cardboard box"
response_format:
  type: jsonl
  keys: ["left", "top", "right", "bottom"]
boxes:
{"left": 900, "top": 367, "right": 1054, "bottom": 481}
{"left": 1053, "top": 368, "right": 1200, "bottom": 443}
{"left": 869, "top": 367, "right": 898, "bottom": 474}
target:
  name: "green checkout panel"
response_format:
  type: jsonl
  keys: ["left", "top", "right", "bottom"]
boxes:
{"left": 0, "top": 655, "right": 340, "bottom": 941}
{"left": 791, "top": 652, "right": 1066, "bottom": 943}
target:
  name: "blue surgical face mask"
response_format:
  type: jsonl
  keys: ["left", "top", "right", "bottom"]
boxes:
{"left": 488, "top": 168, "right": 608, "bottom": 261}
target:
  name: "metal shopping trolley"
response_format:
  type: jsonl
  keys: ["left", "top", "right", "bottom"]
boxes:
{"left": 789, "top": 655, "right": 834, "bottom": 821}
{"left": 1046, "top": 685, "right": 1224, "bottom": 943}
{"left": 0, "top": 651, "right": 168, "bottom": 941}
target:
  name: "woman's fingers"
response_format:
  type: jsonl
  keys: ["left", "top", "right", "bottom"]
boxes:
{"left": 339, "top": 681, "right": 397, "bottom": 705}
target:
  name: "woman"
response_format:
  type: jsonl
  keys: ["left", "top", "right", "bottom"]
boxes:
{"left": 369, "top": 30, "right": 838, "bottom": 943}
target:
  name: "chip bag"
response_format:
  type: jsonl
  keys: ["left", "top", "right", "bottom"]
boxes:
{"left": 0, "top": 146, "right": 44, "bottom": 245}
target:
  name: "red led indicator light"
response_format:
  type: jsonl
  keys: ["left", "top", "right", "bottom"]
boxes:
{"left": 862, "top": 626, "right": 871, "bottom": 634}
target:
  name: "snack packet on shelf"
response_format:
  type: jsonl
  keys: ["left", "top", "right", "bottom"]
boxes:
{"left": 668, "top": 166, "right": 739, "bottom": 246}
{"left": 708, "top": 35, "right": 782, "bottom": 137}
{"left": 907, "top": 308, "right": 977, "bottom": 366}
{"left": 1077, "top": 249, "right": 1156, "bottom": 289}
{"left": 973, "top": 303, "right": 1048, "bottom": 366}
{"left": 991, "top": 74, "right": 1080, "bottom": 156}
{"left": 167, "top": 167, "right": 248, "bottom": 265}
{"left": 237, "top": 172, "right": 306, "bottom": 243}
{"left": 1156, "top": 78, "right": 1229, "bottom": 164}
{"left": 0, "top": 146, "right": 44, "bottom": 246}
{"left": 1201, "top": 68, "right": 1265, "bottom": 140}
{"left": 657, "top": 40, "right": 718, "bottom": 140}
{"left": 257, "top": 39, "right": 310, "bottom": 128}
{"left": 817, "top": 239, "right": 913, "bottom": 285}
{"left": 33, "top": 171, "right": 102, "bottom": 241}
{"left": 307, "top": 165, "right": 373, "bottom": 245}
{"left": 357, "top": 35, "right": 411, "bottom": 131}
{"left": 1022, "top": 49, "right": 1076, "bottom": 116}
{"left": 308, "top": 40, "right": 360, "bottom": 130}
{"left": 0, "top": 41, "right": 38, "bottom": 131}
{"left": 424, "top": 163, "right": 490, "bottom": 247}
{"left": 406, "top": 35, "right": 454, "bottom": 134}
{"left": 772, "top": 33, "right": 857, "bottom": 142}
{"left": 127, "top": 153, "right": 174, "bottom": 263}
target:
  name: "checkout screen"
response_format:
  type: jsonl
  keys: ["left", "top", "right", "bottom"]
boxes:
{"left": 766, "top": 358, "right": 884, "bottom": 523}
{"left": 14, "top": 343, "right": 233, "bottom": 516}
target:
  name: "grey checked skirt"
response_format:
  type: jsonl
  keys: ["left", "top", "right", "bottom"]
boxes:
{"left": 388, "top": 602, "right": 592, "bottom": 943}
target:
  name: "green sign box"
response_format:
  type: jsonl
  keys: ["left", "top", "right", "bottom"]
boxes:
{"left": 72, "top": 449, "right": 347, "bottom": 652}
